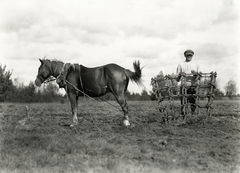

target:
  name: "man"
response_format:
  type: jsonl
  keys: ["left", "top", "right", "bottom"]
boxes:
{"left": 176, "top": 49, "right": 200, "bottom": 114}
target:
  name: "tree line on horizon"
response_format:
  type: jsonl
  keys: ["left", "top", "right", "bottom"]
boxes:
{"left": 0, "top": 64, "right": 239, "bottom": 103}
{"left": 0, "top": 64, "right": 152, "bottom": 103}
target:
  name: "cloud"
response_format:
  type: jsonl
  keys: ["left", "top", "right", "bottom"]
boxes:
{"left": 0, "top": 0, "right": 225, "bottom": 46}
{"left": 121, "top": 37, "right": 166, "bottom": 59}
{"left": 194, "top": 43, "right": 236, "bottom": 60}
{"left": 212, "top": 0, "right": 239, "bottom": 25}
{"left": 0, "top": 0, "right": 239, "bottom": 94}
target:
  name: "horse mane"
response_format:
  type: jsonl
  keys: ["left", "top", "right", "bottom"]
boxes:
{"left": 40, "top": 59, "right": 64, "bottom": 77}
{"left": 42, "top": 58, "right": 62, "bottom": 64}
{"left": 41, "top": 59, "right": 63, "bottom": 69}
{"left": 67, "top": 63, "right": 81, "bottom": 73}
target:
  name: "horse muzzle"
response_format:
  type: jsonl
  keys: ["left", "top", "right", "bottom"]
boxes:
{"left": 35, "top": 78, "right": 42, "bottom": 87}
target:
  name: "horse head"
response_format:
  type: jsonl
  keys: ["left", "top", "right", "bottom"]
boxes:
{"left": 35, "top": 59, "right": 53, "bottom": 87}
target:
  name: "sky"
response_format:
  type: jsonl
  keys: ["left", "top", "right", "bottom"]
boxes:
{"left": 0, "top": 0, "right": 239, "bottom": 94}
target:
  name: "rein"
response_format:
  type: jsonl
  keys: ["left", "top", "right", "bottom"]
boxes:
{"left": 64, "top": 79, "right": 122, "bottom": 112}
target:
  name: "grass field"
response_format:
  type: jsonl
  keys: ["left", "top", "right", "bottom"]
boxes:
{"left": 0, "top": 100, "right": 240, "bottom": 173}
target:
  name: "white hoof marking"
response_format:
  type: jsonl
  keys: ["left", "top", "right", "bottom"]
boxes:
{"left": 123, "top": 119, "right": 130, "bottom": 126}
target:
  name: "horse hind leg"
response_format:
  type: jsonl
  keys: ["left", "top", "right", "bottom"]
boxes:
{"left": 114, "top": 93, "right": 130, "bottom": 126}
{"left": 121, "top": 99, "right": 130, "bottom": 126}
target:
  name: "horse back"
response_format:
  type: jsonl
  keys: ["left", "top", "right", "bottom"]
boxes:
{"left": 66, "top": 63, "right": 127, "bottom": 97}
{"left": 81, "top": 63, "right": 126, "bottom": 80}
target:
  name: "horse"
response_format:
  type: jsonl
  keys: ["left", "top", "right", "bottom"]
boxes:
{"left": 56, "top": 62, "right": 143, "bottom": 127}
{"left": 35, "top": 59, "right": 143, "bottom": 127}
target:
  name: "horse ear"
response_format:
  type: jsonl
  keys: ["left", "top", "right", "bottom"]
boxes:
{"left": 39, "top": 59, "right": 43, "bottom": 64}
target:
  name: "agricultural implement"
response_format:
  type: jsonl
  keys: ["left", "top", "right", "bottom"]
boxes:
{"left": 151, "top": 71, "right": 217, "bottom": 122}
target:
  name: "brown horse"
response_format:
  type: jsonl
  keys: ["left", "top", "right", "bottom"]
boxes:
{"left": 35, "top": 59, "right": 143, "bottom": 127}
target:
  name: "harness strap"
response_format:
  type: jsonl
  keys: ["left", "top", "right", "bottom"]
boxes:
{"left": 60, "top": 63, "right": 66, "bottom": 75}
{"left": 64, "top": 78, "right": 122, "bottom": 111}
{"left": 60, "top": 63, "right": 69, "bottom": 91}
{"left": 60, "top": 63, "right": 121, "bottom": 111}
{"left": 78, "top": 65, "right": 84, "bottom": 94}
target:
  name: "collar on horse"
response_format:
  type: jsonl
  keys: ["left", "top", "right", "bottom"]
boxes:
{"left": 57, "top": 63, "right": 84, "bottom": 92}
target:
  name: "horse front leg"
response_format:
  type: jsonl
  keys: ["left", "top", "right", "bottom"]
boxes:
{"left": 68, "top": 92, "right": 78, "bottom": 127}
{"left": 123, "top": 112, "right": 130, "bottom": 126}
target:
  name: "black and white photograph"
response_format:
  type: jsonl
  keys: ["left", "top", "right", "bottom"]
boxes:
{"left": 0, "top": 0, "right": 239, "bottom": 172}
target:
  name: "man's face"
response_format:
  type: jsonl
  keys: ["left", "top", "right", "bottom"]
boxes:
{"left": 185, "top": 54, "right": 193, "bottom": 62}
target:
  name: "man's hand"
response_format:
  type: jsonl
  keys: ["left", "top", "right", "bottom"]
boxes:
{"left": 176, "top": 72, "right": 186, "bottom": 82}
{"left": 191, "top": 70, "right": 196, "bottom": 74}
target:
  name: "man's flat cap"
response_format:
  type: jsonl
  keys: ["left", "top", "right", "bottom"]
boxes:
{"left": 184, "top": 49, "right": 194, "bottom": 55}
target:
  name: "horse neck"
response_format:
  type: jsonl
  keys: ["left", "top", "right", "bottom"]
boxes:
{"left": 49, "top": 61, "right": 64, "bottom": 78}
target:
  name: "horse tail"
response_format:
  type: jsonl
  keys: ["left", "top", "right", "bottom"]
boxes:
{"left": 124, "top": 60, "right": 143, "bottom": 86}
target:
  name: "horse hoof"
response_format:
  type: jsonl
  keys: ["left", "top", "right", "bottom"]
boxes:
{"left": 123, "top": 119, "right": 130, "bottom": 126}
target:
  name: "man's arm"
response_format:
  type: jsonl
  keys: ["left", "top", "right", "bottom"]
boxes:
{"left": 176, "top": 64, "right": 182, "bottom": 82}
{"left": 176, "top": 64, "right": 181, "bottom": 75}
{"left": 196, "top": 63, "right": 200, "bottom": 73}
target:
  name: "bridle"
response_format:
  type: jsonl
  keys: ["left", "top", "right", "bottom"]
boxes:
{"left": 43, "top": 76, "right": 56, "bottom": 84}
{"left": 36, "top": 74, "right": 56, "bottom": 84}
{"left": 36, "top": 61, "right": 64, "bottom": 85}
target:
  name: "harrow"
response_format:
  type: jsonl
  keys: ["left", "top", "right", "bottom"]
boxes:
{"left": 151, "top": 71, "right": 217, "bottom": 122}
